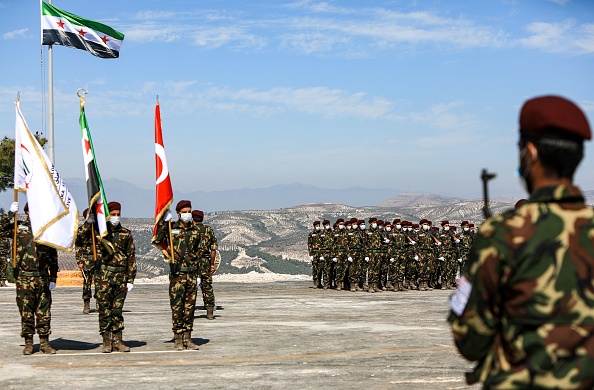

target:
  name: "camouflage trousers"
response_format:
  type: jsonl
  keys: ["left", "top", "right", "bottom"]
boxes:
{"left": 311, "top": 258, "right": 319, "bottom": 285}
{"left": 367, "top": 253, "right": 381, "bottom": 285}
{"left": 388, "top": 256, "right": 406, "bottom": 284}
{"left": 198, "top": 258, "right": 215, "bottom": 309}
{"left": 378, "top": 254, "right": 389, "bottom": 287}
{"left": 405, "top": 257, "right": 419, "bottom": 286}
{"left": 347, "top": 256, "right": 359, "bottom": 286}
{"left": 81, "top": 267, "right": 96, "bottom": 301}
{"left": 418, "top": 252, "right": 433, "bottom": 282}
{"left": 0, "top": 257, "right": 7, "bottom": 281}
{"left": 324, "top": 258, "right": 335, "bottom": 287}
{"left": 334, "top": 257, "right": 347, "bottom": 286}
{"left": 169, "top": 272, "right": 198, "bottom": 333}
{"left": 443, "top": 256, "right": 458, "bottom": 286}
{"left": 16, "top": 276, "right": 52, "bottom": 337}
{"left": 95, "top": 269, "right": 128, "bottom": 334}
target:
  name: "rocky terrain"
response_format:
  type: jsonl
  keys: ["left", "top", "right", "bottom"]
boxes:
{"left": 55, "top": 195, "right": 517, "bottom": 279}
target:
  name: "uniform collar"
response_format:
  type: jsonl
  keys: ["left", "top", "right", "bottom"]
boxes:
{"left": 528, "top": 184, "right": 585, "bottom": 204}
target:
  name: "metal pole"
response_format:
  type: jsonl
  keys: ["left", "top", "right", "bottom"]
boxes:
{"left": 47, "top": 0, "right": 55, "bottom": 164}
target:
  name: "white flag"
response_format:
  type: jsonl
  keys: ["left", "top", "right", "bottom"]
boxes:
{"left": 14, "top": 101, "right": 79, "bottom": 251}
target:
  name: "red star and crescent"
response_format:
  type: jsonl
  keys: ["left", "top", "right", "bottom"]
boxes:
{"left": 57, "top": 20, "right": 65, "bottom": 29}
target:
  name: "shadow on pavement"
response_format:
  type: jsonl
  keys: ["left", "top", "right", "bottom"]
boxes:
{"left": 164, "top": 337, "right": 210, "bottom": 346}
{"left": 50, "top": 337, "right": 101, "bottom": 351}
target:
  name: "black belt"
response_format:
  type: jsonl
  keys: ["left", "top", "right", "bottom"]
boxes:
{"left": 180, "top": 266, "right": 197, "bottom": 273}
{"left": 101, "top": 265, "right": 125, "bottom": 272}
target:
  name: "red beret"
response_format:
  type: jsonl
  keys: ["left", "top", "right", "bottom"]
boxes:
{"left": 515, "top": 199, "right": 527, "bottom": 209}
{"left": 441, "top": 220, "right": 449, "bottom": 226}
{"left": 413, "top": 224, "right": 419, "bottom": 228}
{"left": 350, "top": 217, "right": 358, "bottom": 223}
{"left": 176, "top": 200, "right": 192, "bottom": 212}
{"left": 336, "top": 218, "right": 344, "bottom": 224}
{"left": 24, "top": 202, "right": 29, "bottom": 213}
{"left": 107, "top": 201, "right": 121, "bottom": 212}
{"left": 377, "top": 220, "right": 384, "bottom": 225}
{"left": 323, "top": 219, "right": 330, "bottom": 225}
{"left": 419, "top": 219, "right": 428, "bottom": 225}
{"left": 358, "top": 219, "right": 365, "bottom": 224}
{"left": 461, "top": 220, "right": 469, "bottom": 226}
{"left": 192, "top": 210, "right": 204, "bottom": 218}
{"left": 470, "top": 224, "right": 475, "bottom": 227}
{"left": 313, "top": 220, "right": 320, "bottom": 226}
{"left": 520, "top": 95, "right": 591, "bottom": 141}
{"left": 393, "top": 218, "right": 401, "bottom": 224}
{"left": 369, "top": 217, "right": 377, "bottom": 223}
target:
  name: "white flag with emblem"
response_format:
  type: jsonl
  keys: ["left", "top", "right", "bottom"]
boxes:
{"left": 14, "top": 100, "right": 79, "bottom": 251}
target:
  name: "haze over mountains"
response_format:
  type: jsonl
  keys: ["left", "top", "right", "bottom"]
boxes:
{"left": 1, "top": 178, "right": 592, "bottom": 217}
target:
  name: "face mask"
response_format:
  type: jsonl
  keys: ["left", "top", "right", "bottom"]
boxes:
{"left": 385, "top": 227, "right": 391, "bottom": 232}
{"left": 444, "top": 227, "right": 450, "bottom": 231}
{"left": 396, "top": 224, "right": 401, "bottom": 230}
{"left": 371, "top": 223, "right": 377, "bottom": 229}
{"left": 347, "top": 225, "right": 352, "bottom": 230}
{"left": 180, "top": 213, "right": 192, "bottom": 223}
{"left": 360, "top": 225, "right": 366, "bottom": 230}
{"left": 339, "top": 225, "right": 345, "bottom": 230}
{"left": 110, "top": 216, "right": 120, "bottom": 226}
{"left": 464, "top": 227, "right": 469, "bottom": 232}
{"left": 316, "top": 226, "right": 322, "bottom": 231}
{"left": 423, "top": 225, "right": 429, "bottom": 231}
{"left": 325, "top": 225, "right": 330, "bottom": 230}
{"left": 518, "top": 146, "right": 534, "bottom": 194}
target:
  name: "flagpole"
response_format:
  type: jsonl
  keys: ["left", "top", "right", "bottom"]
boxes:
{"left": 47, "top": 0, "right": 55, "bottom": 164}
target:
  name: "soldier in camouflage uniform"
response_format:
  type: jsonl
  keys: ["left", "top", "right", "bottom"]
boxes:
{"left": 449, "top": 95, "right": 594, "bottom": 388}
{"left": 75, "top": 208, "right": 98, "bottom": 314}
{"left": 1, "top": 202, "right": 58, "bottom": 355}
{"left": 386, "top": 219, "right": 406, "bottom": 291}
{"left": 0, "top": 217, "right": 8, "bottom": 287}
{"left": 354, "top": 219, "right": 367, "bottom": 291}
{"left": 415, "top": 219, "right": 436, "bottom": 291}
{"left": 364, "top": 218, "right": 383, "bottom": 293}
{"left": 319, "top": 220, "right": 333, "bottom": 289}
{"left": 153, "top": 200, "right": 203, "bottom": 350}
{"left": 78, "top": 201, "right": 136, "bottom": 353}
{"left": 457, "top": 220, "right": 472, "bottom": 277}
{"left": 346, "top": 219, "right": 361, "bottom": 292}
{"left": 192, "top": 209, "right": 218, "bottom": 320}
{"left": 377, "top": 220, "right": 390, "bottom": 290}
{"left": 307, "top": 221, "right": 323, "bottom": 288}
{"left": 332, "top": 219, "right": 348, "bottom": 291}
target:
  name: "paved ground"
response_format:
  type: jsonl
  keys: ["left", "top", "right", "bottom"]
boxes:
{"left": 0, "top": 282, "right": 477, "bottom": 389}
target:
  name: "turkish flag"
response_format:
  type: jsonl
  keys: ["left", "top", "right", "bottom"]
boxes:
{"left": 153, "top": 102, "right": 173, "bottom": 244}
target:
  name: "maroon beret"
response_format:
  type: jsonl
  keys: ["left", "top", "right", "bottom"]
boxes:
{"left": 384, "top": 221, "right": 391, "bottom": 226}
{"left": 413, "top": 223, "right": 419, "bottom": 228}
{"left": 24, "top": 202, "right": 29, "bottom": 213}
{"left": 192, "top": 210, "right": 204, "bottom": 219}
{"left": 350, "top": 217, "right": 358, "bottom": 223}
{"left": 419, "top": 219, "right": 428, "bottom": 225}
{"left": 369, "top": 217, "right": 377, "bottom": 223}
{"left": 313, "top": 220, "right": 320, "bottom": 226}
{"left": 336, "top": 218, "right": 344, "bottom": 224}
{"left": 322, "top": 219, "right": 330, "bottom": 225}
{"left": 83, "top": 208, "right": 89, "bottom": 218}
{"left": 377, "top": 220, "right": 384, "bottom": 225}
{"left": 107, "top": 201, "right": 121, "bottom": 212}
{"left": 515, "top": 199, "right": 527, "bottom": 209}
{"left": 461, "top": 220, "right": 469, "bottom": 226}
{"left": 358, "top": 219, "right": 365, "bottom": 224}
{"left": 393, "top": 218, "right": 401, "bottom": 224}
{"left": 520, "top": 95, "right": 591, "bottom": 141}
{"left": 470, "top": 224, "right": 475, "bottom": 227}
{"left": 441, "top": 220, "right": 449, "bottom": 226}
{"left": 176, "top": 200, "right": 192, "bottom": 212}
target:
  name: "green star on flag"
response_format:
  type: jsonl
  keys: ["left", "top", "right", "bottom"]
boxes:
{"left": 41, "top": 1, "right": 124, "bottom": 59}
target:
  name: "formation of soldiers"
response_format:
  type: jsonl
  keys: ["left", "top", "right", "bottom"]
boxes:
{"left": 308, "top": 217, "right": 476, "bottom": 292}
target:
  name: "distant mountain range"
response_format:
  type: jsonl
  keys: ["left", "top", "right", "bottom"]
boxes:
{"left": 1, "top": 179, "right": 591, "bottom": 218}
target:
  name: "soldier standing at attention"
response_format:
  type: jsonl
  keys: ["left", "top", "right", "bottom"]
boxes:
{"left": 0, "top": 209, "right": 8, "bottom": 287}
{"left": 449, "top": 95, "right": 594, "bottom": 388}
{"left": 365, "top": 217, "right": 383, "bottom": 293}
{"left": 307, "top": 221, "right": 322, "bottom": 288}
{"left": 319, "top": 220, "right": 333, "bottom": 289}
{"left": 153, "top": 200, "right": 202, "bottom": 350}
{"left": 80, "top": 201, "right": 136, "bottom": 353}
{"left": 192, "top": 209, "right": 218, "bottom": 320}
{"left": 1, "top": 202, "right": 58, "bottom": 355}
{"left": 75, "top": 208, "right": 98, "bottom": 314}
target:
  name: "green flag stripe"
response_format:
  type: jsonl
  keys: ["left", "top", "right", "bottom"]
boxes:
{"left": 42, "top": 1, "right": 124, "bottom": 40}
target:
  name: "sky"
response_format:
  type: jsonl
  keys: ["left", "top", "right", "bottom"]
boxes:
{"left": 0, "top": 0, "right": 593, "bottom": 200}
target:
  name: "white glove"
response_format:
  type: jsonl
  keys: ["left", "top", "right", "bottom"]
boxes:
{"left": 87, "top": 214, "right": 95, "bottom": 223}
{"left": 455, "top": 239, "right": 460, "bottom": 244}
{"left": 347, "top": 257, "right": 353, "bottom": 263}
{"left": 384, "top": 238, "right": 390, "bottom": 244}
{"left": 435, "top": 242, "right": 442, "bottom": 246}
{"left": 332, "top": 257, "right": 337, "bottom": 263}
{"left": 457, "top": 258, "right": 462, "bottom": 263}
{"left": 10, "top": 202, "right": 19, "bottom": 213}
{"left": 409, "top": 241, "right": 416, "bottom": 246}
{"left": 163, "top": 210, "right": 173, "bottom": 222}
{"left": 414, "top": 255, "right": 419, "bottom": 261}
{"left": 127, "top": 283, "right": 134, "bottom": 292}
{"left": 49, "top": 282, "right": 56, "bottom": 290}
{"left": 197, "top": 277, "right": 201, "bottom": 287}
{"left": 319, "top": 256, "right": 324, "bottom": 261}
{"left": 364, "top": 256, "right": 370, "bottom": 262}
{"left": 438, "top": 257, "right": 445, "bottom": 261}
{"left": 389, "top": 258, "right": 395, "bottom": 263}
{"left": 309, "top": 256, "right": 314, "bottom": 261}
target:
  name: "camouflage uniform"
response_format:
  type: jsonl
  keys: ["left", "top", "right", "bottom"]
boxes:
{"left": 386, "top": 227, "right": 407, "bottom": 291}
{"left": 319, "top": 225, "right": 333, "bottom": 288}
{"left": 0, "top": 214, "right": 58, "bottom": 348}
{"left": 365, "top": 222, "right": 383, "bottom": 293}
{"left": 332, "top": 224, "right": 348, "bottom": 290}
{"left": 193, "top": 221, "right": 218, "bottom": 312}
{"left": 0, "top": 229, "right": 8, "bottom": 286}
{"left": 449, "top": 185, "right": 594, "bottom": 388}
{"left": 78, "top": 221, "right": 136, "bottom": 337}
{"left": 345, "top": 224, "right": 358, "bottom": 291}
{"left": 75, "top": 222, "right": 100, "bottom": 311}
{"left": 415, "top": 224, "right": 435, "bottom": 291}
{"left": 154, "top": 218, "right": 203, "bottom": 336}
{"left": 307, "top": 224, "right": 323, "bottom": 288}
{"left": 404, "top": 225, "right": 419, "bottom": 290}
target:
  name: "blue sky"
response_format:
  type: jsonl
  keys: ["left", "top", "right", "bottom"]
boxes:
{"left": 1, "top": 0, "right": 593, "bottom": 199}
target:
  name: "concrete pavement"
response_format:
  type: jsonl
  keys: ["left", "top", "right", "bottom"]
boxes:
{"left": 0, "top": 282, "right": 476, "bottom": 389}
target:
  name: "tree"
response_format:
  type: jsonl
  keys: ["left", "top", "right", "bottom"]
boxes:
{"left": 0, "top": 135, "right": 47, "bottom": 193}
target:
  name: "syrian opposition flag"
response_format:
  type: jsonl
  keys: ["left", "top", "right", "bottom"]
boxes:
{"left": 79, "top": 96, "right": 110, "bottom": 238}
{"left": 152, "top": 102, "right": 174, "bottom": 258}
{"left": 41, "top": 1, "right": 124, "bottom": 59}
{"left": 14, "top": 101, "right": 79, "bottom": 251}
